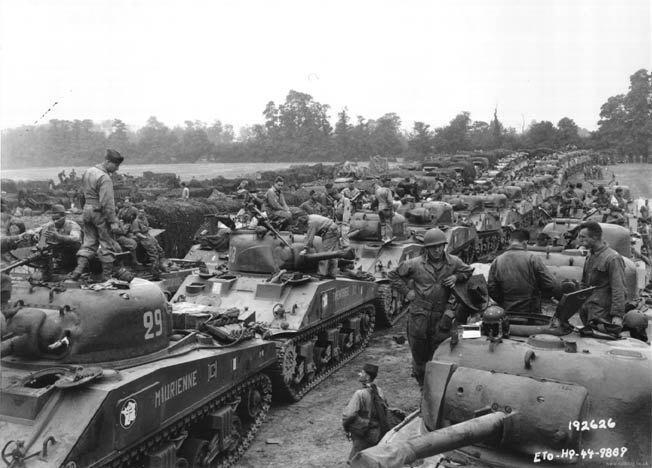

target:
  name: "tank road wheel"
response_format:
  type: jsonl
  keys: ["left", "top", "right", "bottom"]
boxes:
{"left": 279, "top": 341, "right": 298, "bottom": 386}
{"left": 178, "top": 437, "right": 210, "bottom": 468}
{"left": 243, "top": 387, "right": 264, "bottom": 420}
{"left": 375, "top": 284, "right": 405, "bottom": 328}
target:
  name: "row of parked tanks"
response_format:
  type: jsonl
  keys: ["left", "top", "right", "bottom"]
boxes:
{"left": 2, "top": 150, "right": 649, "bottom": 468}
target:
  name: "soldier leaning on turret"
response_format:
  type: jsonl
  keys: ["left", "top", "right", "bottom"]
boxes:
{"left": 299, "top": 213, "right": 340, "bottom": 279}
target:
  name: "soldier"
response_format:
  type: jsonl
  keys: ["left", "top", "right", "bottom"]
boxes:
{"left": 299, "top": 213, "right": 340, "bottom": 278}
{"left": 299, "top": 190, "right": 327, "bottom": 215}
{"left": 559, "top": 185, "right": 577, "bottom": 217}
{"left": 131, "top": 210, "right": 165, "bottom": 280}
{"left": 69, "top": 149, "right": 124, "bottom": 281}
{"left": 264, "top": 176, "right": 292, "bottom": 228}
{"left": 38, "top": 204, "right": 82, "bottom": 281}
{"left": 576, "top": 222, "right": 627, "bottom": 333}
{"left": 375, "top": 176, "right": 394, "bottom": 242}
{"left": 180, "top": 182, "right": 190, "bottom": 200}
{"left": 388, "top": 228, "right": 473, "bottom": 386}
{"left": 342, "top": 181, "right": 361, "bottom": 204}
{"left": 594, "top": 185, "right": 610, "bottom": 208}
{"left": 342, "top": 363, "right": 386, "bottom": 463}
{"left": 330, "top": 188, "right": 353, "bottom": 247}
{"left": 487, "top": 229, "right": 556, "bottom": 314}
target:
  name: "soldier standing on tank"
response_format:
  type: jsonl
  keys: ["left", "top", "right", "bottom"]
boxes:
{"left": 388, "top": 228, "right": 473, "bottom": 386}
{"left": 375, "top": 176, "right": 394, "bottom": 242}
{"left": 69, "top": 149, "right": 124, "bottom": 281}
{"left": 330, "top": 188, "right": 353, "bottom": 247}
{"left": 576, "top": 222, "right": 627, "bottom": 333}
{"left": 342, "top": 363, "right": 386, "bottom": 463}
{"left": 487, "top": 229, "right": 556, "bottom": 315}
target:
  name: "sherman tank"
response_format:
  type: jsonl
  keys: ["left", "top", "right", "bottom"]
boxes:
{"left": 1, "top": 278, "right": 276, "bottom": 468}
{"left": 394, "top": 201, "right": 479, "bottom": 264}
{"left": 172, "top": 229, "right": 378, "bottom": 401}
{"left": 446, "top": 196, "right": 503, "bottom": 259}
{"left": 347, "top": 210, "right": 422, "bottom": 327}
{"left": 352, "top": 310, "right": 652, "bottom": 468}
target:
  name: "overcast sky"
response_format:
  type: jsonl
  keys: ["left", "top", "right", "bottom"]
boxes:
{"left": 1, "top": 0, "right": 650, "bottom": 135}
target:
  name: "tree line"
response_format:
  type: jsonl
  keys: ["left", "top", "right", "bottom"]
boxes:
{"left": 1, "top": 69, "right": 650, "bottom": 169}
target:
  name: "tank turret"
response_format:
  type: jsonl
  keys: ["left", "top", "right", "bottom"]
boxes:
{"left": 227, "top": 229, "right": 355, "bottom": 273}
{"left": 352, "top": 321, "right": 651, "bottom": 468}
{"left": 349, "top": 210, "right": 408, "bottom": 242}
{"left": 1, "top": 277, "right": 276, "bottom": 468}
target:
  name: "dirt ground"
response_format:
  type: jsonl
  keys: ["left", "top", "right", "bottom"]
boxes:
{"left": 237, "top": 315, "right": 421, "bottom": 468}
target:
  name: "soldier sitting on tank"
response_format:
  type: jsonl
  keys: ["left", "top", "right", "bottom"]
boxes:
{"left": 609, "top": 187, "right": 627, "bottom": 218}
{"left": 34, "top": 204, "right": 82, "bottom": 281}
{"left": 130, "top": 210, "right": 166, "bottom": 281}
{"left": 574, "top": 222, "right": 627, "bottom": 334}
{"left": 487, "top": 229, "right": 556, "bottom": 315}
{"left": 342, "top": 181, "right": 362, "bottom": 208}
{"left": 115, "top": 206, "right": 141, "bottom": 266}
{"left": 559, "top": 185, "right": 578, "bottom": 217}
{"left": 299, "top": 190, "right": 327, "bottom": 216}
{"left": 594, "top": 185, "right": 610, "bottom": 208}
{"left": 342, "top": 363, "right": 386, "bottom": 463}
{"left": 264, "top": 176, "right": 293, "bottom": 229}
{"left": 298, "top": 213, "right": 340, "bottom": 279}
{"left": 388, "top": 228, "right": 473, "bottom": 387}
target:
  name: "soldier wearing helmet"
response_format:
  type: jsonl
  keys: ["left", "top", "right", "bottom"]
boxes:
{"left": 388, "top": 228, "right": 473, "bottom": 386}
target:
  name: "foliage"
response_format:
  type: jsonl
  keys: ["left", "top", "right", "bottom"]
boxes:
{"left": 595, "top": 69, "right": 652, "bottom": 159}
{"left": 2, "top": 70, "right": 648, "bottom": 167}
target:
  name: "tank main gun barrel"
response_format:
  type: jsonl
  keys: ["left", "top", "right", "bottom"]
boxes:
{"left": 302, "top": 247, "right": 356, "bottom": 263}
{"left": 351, "top": 411, "right": 508, "bottom": 468}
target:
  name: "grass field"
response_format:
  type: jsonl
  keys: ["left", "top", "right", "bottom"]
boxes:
{"left": 601, "top": 163, "right": 652, "bottom": 199}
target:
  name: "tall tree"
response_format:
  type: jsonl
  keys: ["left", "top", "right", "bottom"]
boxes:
{"left": 434, "top": 112, "right": 471, "bottom": 153}
{"left": 596, "top": 69, "right": 652, "bottom": 159}
{"left": 525, "top": 120, "right": 557, "bottom": 148}
{"left": 556, "top": 117, "right": 580, "bottom": 148}
{"left": 408, "top": 121, "right": 434, "bottom": 158}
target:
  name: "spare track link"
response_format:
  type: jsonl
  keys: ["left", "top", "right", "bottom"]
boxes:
{"left": 102, "top": 373, "right": 272, "bottom": 468}
{"left": 374, "top": 284, "right": 407, "bottom": 328}
{"left": 268, "top": 302, "right": 376, "bottom": 402}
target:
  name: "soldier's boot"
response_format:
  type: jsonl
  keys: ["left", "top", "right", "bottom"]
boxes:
{"left": 98, "top": 261, "right": 114, "bottom": 283}
{"left": 68, "top": 257, "right": 89, "bottom": 281}
{"left": 150, "top": 262, "right": 161, "bottom": 281}
{"left": 129, "top": 250, "right": 143, "bottom": 266}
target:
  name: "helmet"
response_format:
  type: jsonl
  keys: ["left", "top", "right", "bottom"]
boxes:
{"left": 623, "top": 310, "right": 648, "bottom": 330}
{"left": 483, "top": 305, "right": 506, "bottom": 323}
{"left": 423, "top": 228, "right": 447, "bottom": 247}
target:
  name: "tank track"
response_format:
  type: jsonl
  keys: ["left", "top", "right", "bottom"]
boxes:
{"left": 268, "top": 302, "right": 376, "bottom": 402}
{"left": 374, "top": 284, "right": 408, "bottom": 328}
{"left": 102, "top": 373, "right": 272, "bottom": 468}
